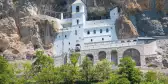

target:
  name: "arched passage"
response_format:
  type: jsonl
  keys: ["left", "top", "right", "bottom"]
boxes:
{"left": 111, "top": 50, "right": 118, "bottom": 65}
{"left": 98, "top": 51, "right": 106, "bottom": 61}
{"left": 75, "top": 44, "right": 81, "bottom": 52}
{"left": 123, "top": 48, "right": 141, "bottom": 66}
{"left": 86, "top": 54, "right": 94, "bottom": 62}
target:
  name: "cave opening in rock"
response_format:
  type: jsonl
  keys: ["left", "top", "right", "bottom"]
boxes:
{"left": 12, "top": 50, "right": 19, "bottom": 54}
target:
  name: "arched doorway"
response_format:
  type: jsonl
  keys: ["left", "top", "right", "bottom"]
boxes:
{"left": 123, "top": 48, "right": 141, "bottom": 66}
{"left": 111, "top": 50, "right": 118, "bottom": 65}
{"left": 86, "top": 54, "right": 94, "bottom": 63}
{"left": 75, "top": 44, "right": 81, "bottom": 52}
{"left": 98, "top": 51, "right": 106, "bottom": 61}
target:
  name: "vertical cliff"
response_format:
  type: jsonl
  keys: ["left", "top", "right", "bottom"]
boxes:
{"left": 116, "top": 15, "right": 139, "bottom": 39}
{"left": 0, "top": 0, "right": 62, "bottom": 60}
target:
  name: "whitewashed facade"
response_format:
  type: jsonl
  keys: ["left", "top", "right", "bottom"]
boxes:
{"left": 54, "top": 0, "right": 119, "bottom": 56}
{"left": 53, "top": 0, "right": 158, "bottom": 67}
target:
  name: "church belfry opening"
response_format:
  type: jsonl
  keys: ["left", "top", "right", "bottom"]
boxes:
{"left": 76, "top": 6, "right": 80, "bottom": 12}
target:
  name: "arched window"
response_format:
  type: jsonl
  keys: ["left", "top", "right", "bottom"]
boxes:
{"left": 93, "top": 30, "right": 96, "bottom": 34}
{"left": 100, "top": 29, "right": 102, "bottom": 33}
{"left": 76, "top": 6, "right": 80, "bottom": 12}
{"left": 91, "top": 39, "right": 93, "bottom": 42}
{"left": 77, "top": 20, "right": 79, "bottom": 24}
{"left": 106, "top": 28, "right": 109, "bottom": 33}
{"left": 87, "top": 31, "right": 90, "bottom": 35}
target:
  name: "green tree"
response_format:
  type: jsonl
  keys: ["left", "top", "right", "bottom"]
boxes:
{"left": 0, "top": 56, "right": 14, "bottom": 84}
{"left": 102, "top": 73, "right": 119, "bottom": 84}
{"left": 157, "top": 73, "right": 168, "bottom": 84}
{"left": 116, "top": 77, "right": 130, "bottom": 84}
{"left": 118, "top": 57, "right": 142, "bottom": 84}
{"left": 70, "top": 52, "right": 80, "bottom": 66}
{"left": 95, "top": 59, "right": 112, "bottom": 81}
{"left": 145, "top": 71, "right": 157, "bottom": 82}
{"left": 32, "top": 50, "right": 57, "bottom": 83}
{"left": 80, "top": 57, "right": 95, "bottom": 82}
{"left": 13, "top": 62, "right": 36, "bottom": 84}
{"left": 35, "top": 66, "right": 61, "bottom": 84}
{"left": 32, "top": 50, "right": 54, "bottom": 74}
{"left": 102, "top": 73, "right": 130, "bottom": 84}
{"left": 58, "top": 64, "right": 80, "bottom": 84}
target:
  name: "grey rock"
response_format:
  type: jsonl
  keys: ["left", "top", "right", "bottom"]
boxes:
{"left": 137, "top": 14, "right": 165, "bottom": 36}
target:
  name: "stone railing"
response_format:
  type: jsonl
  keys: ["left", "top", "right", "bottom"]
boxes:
{"left": 83, "top": 40, "right": 144, "bottom": 50}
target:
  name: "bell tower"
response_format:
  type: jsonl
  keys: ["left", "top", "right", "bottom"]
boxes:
{"left": 72, "top": 0, "right": 87, "bottom": 26}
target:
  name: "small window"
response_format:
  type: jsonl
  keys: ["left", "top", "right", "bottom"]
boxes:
{"left": 91, "top": 39, "right": 93, "bottom": 42}
{"left": 76, "top": 44, "right": 80, "bottom": 46}
{"left": 77, "top": 20, "right": 79, "bottom": 24}
{"left": 93, "top": 30, "right": 96, "bottom": 34}
{"left": 100, "top": 29, "right": 102, "bottom": 33}
{"left": 75, "top": 30, "right": 77, "bottom": 35}
{"left": 65, "top": 35, "right": 67, "bottom": 38}
{"left": 69, "top": 42, "right": 70, "bottom": 45}
{"left": 76, "top": 6, "right": 80, "bottom": 12}
{"left": 106, "top": 28, "right": 109, "bottom": 33}
{"left": 87, "top": 31, "right": 90, "bottom": 35}
{"left": 133, "top": 40, "right": 137, "bottom": 42}
{"left": 102, "top": 38, "right": 104, "bottom": 41}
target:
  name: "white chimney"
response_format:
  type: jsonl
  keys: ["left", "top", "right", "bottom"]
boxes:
{"left": 61, "top": 13, "right": 64, "bottom": 20}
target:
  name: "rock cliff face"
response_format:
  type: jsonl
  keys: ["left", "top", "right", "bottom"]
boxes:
{"left": 0, "top": 0, "right": 60, "bottom": 60}
{"left": 116, "top": 15, "right": 139, "bottom": 39}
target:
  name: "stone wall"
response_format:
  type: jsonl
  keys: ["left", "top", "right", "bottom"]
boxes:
{"left": 55, "top": 40, "right": 158, "bottom": 67}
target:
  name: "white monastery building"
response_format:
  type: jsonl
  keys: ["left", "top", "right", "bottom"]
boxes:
{"left": 54, "top": 0, "right": 119, "bottom": 56}
{"left": 53, "top": 0, "right": 158, "bottom": 67}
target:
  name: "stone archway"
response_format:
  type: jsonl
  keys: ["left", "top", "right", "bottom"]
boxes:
{"left": 111, "top": 50, "right": 118, "bottom": 65}
{"left": 123, "top": 48, "right": 141, "bottom": 66}
{"left": 98, "top": 51, "right": 106, "bottom": 61}
{"left": 75, "top": 44, "right": 81, "bottom": 52}
{"left": 86, "top": 54, "right": 94, "bottom": 62}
